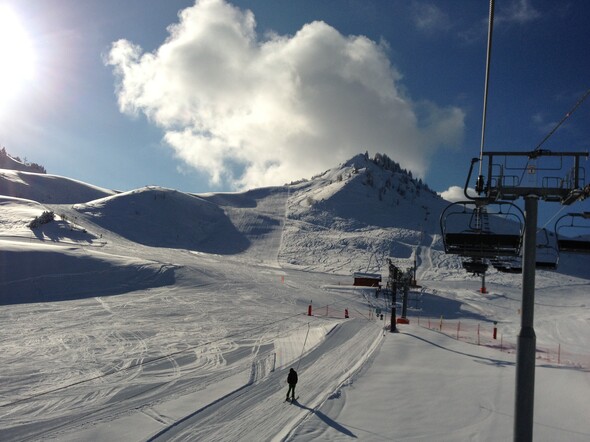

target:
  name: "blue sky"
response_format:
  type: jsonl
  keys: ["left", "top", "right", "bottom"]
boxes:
{"left": 1, "top": 0, "right": 589, "bottom": 223}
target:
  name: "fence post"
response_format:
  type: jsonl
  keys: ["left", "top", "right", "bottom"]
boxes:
{"left": 439, "top": 316, "right": 443, "bottom": 331}
{"left": 457, "top": 321, "right": 461, "bottom": 340}
{"left": 477, "top": 324, "right": 480, "bottom": 346}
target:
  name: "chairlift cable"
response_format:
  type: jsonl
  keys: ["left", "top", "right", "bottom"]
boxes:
{"left": 476, "top": 0, "right": 588, "bottom": 198}
{"left": 514, "top": 87, "right": 590, "bottom": 201}
{"left": 478, "top": 0, "right": 495, "bottom": 181}
{"left": 534, "top": 87, "right": 590, "bottom": 152}
{"left": 524, "top": 87, "right": 590, "bottom": 179}
{"left": 539, "top": 204, "right": 568, "bottom": 231}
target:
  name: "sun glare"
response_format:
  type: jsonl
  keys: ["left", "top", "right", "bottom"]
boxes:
{"left": 0, "top": 5, "right": 36, "bottom": 105}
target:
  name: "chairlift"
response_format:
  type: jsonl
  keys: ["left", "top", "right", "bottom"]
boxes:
{"left": 462, "top": 258, "right": 488, "bottom": 275}
{"left": 490, "top": 256, "right": 522, "bottom": 274}
{"left": 489, "top": 229, "right": 558, "bottom": 273}
{"left": 440, "top": 201, "right": 525, "bottom": 258}
{"left": 535, "top": 228, "right": 559, "bottom": 269}
{"left": 555, "top": 212, "right": 590, "bottom": 254}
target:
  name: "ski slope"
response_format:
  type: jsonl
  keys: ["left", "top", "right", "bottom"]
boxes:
{"left": 0, "top": 160, "right": 589, "bottom": 441}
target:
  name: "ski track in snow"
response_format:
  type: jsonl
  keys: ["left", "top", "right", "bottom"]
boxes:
{"left": 0, "top": 166, "right": 589, "bottom": 441}
{"left": 0, "top": 247, "right": 373, "bottom": 442}
{"left": 147, "top": 320, "right": 382, "bottom": 442}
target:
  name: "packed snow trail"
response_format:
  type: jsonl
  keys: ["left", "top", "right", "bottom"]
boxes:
{"left": 148, "top": 319, "right": 383, "bottom": 441}
{"left": 204, "top": 187, "right": 289, "bottom": 267}
{"left": 289, "top": 323, "right": 590, "bottom": 441}
{"left": 415, "top": 233, "right": 437, "bottom": 281}
{"left": 289, "top": 324, "right": 516, "bottom": 441}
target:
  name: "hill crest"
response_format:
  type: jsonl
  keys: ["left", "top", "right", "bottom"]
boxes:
{"left": 0, "top": 147, "right": 46, "bottom": 174}
{"left": 0, "top": 169, "right": 115, "bottom": 204}
{"left": 288, "top": 152, "right": 447, "bottom": 234}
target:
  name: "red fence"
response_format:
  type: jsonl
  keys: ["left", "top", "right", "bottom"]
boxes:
{"left": 415, "top": 316, "right": 590, "bottom": 369}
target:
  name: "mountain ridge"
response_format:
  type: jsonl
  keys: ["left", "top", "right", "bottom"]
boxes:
{"left": 0, "top": 151, "right": 446, "bottom": 281}
{"left": 0, "top": 151, "right": 587, "bottom": 305}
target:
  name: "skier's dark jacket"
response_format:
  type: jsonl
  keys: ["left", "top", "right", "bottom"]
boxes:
{"left": 287, "top": 369, "right": 298, "bottom": 385}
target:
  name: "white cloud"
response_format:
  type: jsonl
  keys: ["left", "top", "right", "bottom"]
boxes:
{"left": 107, "top": 0, "right": 465, "bottom": 190}
{"left": 531, "top": 112, "right": 557, "bottom": 135}
{"left": 496, "top": 0, "right": 542, "bottom": 25}
{"left": 411, "top": 1, "right": 451, "bottom": 33}
{"left": 459, "top": 0, "right": 542, "bottom": 44}
{"left": 439, "top": 185, "right": 477, "bottom": 202}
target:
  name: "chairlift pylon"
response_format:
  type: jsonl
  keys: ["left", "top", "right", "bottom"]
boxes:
{"left": 555, "top": 212, "right": 590, "bottom": 254}
{"left": 440, "top": 200, "right": 525, "bottom": 258}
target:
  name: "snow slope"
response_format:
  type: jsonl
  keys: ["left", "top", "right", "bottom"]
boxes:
{"left": 0, "top": 169, "right": 115, "bottom": 204}
{"left": 0, "top": 154, "right": 588, "bottom": 441}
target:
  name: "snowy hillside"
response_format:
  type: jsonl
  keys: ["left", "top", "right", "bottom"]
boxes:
{"left": 281, "top": 153, "right": 448, "bottom": 274}
{"left": 73, "top": 187, "right": 249, "bottom": 254}
{"left": 287, "top": 153, "right": 445, "bottom": 232}
{"left": 0, "top": 153, "right": 588, "bottom": 441}
{"left": 0, "top": 168, "right": 115, "bottom": 204}
{"left": 0, "top": 149, "right": 46, "bottom": 174}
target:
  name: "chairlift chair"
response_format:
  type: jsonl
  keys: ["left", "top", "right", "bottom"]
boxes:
{"left": 535, "top": 228, "right": 559, "bottom": 269}
{"left": 462, "top": 258, "right": 488, "bottom": 275}
{"left": 440, "top": 201, "right": 525, "bottom": 258}
{"left": 555, "top": 212, "right": 590, "bottom": 254}
{"left": 488, "top": 229, "right": 559, "bottom": 273}
{"left": 490, "top": 256, "right": 522, "bottom": 273}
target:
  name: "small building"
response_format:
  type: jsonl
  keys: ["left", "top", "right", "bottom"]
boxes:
{"left": 353, "top": 272, "right": 382, "bottom": 287}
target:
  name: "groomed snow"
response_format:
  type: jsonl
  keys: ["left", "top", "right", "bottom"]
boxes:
{"left": 0, "top": 161, "right": 588, "bottom": 441}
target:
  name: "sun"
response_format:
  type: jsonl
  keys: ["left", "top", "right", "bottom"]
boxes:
{"left": 0, "top": 5, "right": 36, "bottom": 104}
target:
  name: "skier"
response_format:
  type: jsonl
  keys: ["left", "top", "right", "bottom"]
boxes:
{"left": 286, "top": 368, "right": 298, "bottom": 401}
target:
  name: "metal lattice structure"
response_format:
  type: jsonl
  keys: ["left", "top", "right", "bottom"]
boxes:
{"left": 470, "top": 150, "right": 589, "bottom": 204}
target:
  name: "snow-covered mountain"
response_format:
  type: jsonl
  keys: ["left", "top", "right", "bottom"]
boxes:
{"left": 280, "top": 153, "right": 449, "bottom": 274}
{"left": 0, "top": 151, "right": 587, "bottom": 302}
{"left": 0, "top": 152, "right": 450, "bottom": 297}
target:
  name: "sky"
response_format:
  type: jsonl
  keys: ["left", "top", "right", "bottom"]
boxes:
{"left": 0, "top": 0, "right": 589, "bottom": 217}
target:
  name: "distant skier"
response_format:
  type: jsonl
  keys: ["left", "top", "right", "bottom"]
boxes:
{"left": 345, "top": 308, "right": 349, "bottom": 319}
{"left": 286, "top": 368, "right": 298, "bottom": 401}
